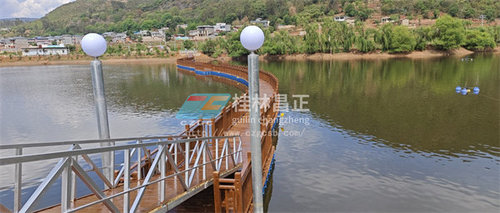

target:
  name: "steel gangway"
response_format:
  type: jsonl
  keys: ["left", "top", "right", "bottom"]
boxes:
{"left": 0, "top": 134, "right": 243, "bottom": 213}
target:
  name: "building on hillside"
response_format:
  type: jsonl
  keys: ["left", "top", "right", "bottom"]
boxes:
{"left": 13, "top": 37, "right": 29, "bottom": 50}
{"left": 381, "top": 17, "right": 395, "bottom": 23}
{"left": 53, "top": 36, "right": 64, "bottom": 44}
{"left": 334, "top": 16, "right": 356, "bottom": 25}
{"left": 250, "top": 18, "right": 270, "bottom": 27}
{"left": 27, "top": 38, "right": 36, "bottom": 45}
{"left": 0, "top": 38, "right": 6, "bottom": 50}
{"left": 188, "top": 30, "right": 198, "bottom": 37}
{"left": 401, "top": 19, "right": 410, "bottom": 26}
{"left": 196, "top": 25, "right": 215, "bottom": 37}
{"left": 61, "top": 35, "right": 73, "bottom": 45}
{"left": 73, "top": 35, "right": 83, "bottom": 45}
{"left": 135, "top": 30, "right": 150, "bottom": 37}
{"left": 22, "top": 44, "right": 69, "bottom": 56}
{"left": 112, "top": 33, "right": 127, "bottom": 43}
{"left": 334, "top": 16, "right": 347, "bottom": 22}
{"left": 150, "top": 31, "right": 164, "bottom": 38}
{"left": 214, "top": 23, "right": 231, "bottom": 32}
{"left": 277, "top": 25, "right": 295, "bottom": 30}
{"left": 35, "top": 37, "right": 50, "bottom": 46}
{"left": 103, "top": 32, "right": 116, "bottom": 38}
{"left": 159, "top": 27, "right": 169, "bottom": 34}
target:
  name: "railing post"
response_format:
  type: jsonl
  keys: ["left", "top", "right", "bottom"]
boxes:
{"left": 213, "top": 172, "right": 221, "bottom": 213}
{"left": 14, "top": 147, "right": 22, "bottom": 213}
{"left": 185, "top": 140, "right": 190, "bottom": 186}
{"left": 160, "top": 143, "right": 166, "bottom": 202}
{"left": 174, "top": 143, "right": 178, "bottom": 168}
{"left": 225, "top": 139, "right": 229, "bottom": 169}
{"left": 215, "top": 139, "right": 219, "bottom": 170}
{"left": 203, "top": 139, "right": 206, "bottom": 180}
{"left": 124, "top": 148, "right": 130, "bottom": 213}
{"left": 71, "top": 155, "right": 77, "bottom": 208}
{"left": 137, "top": 140, "right": 142, "bottom": 182}
{"left": 61, "top": 157, "right": 72, "bottom": 212}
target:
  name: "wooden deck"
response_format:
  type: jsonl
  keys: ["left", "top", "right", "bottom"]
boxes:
{"left": 39, "top": 59, "right": 278, "bottom": 213}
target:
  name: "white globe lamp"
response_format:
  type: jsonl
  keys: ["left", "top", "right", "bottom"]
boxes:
{"left": 81, "top": 33, "right": 113, "bottom": 182}
{"left": 240, "top": 25, "right": 265, "bottom": 213}
{"left": 240, "top": 26, "right": 265, "bottom": 51}
{"left": 81, "top": 33, "right": 107, "bottom": 57}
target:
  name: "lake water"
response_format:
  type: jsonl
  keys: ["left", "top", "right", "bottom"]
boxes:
{"left": 1, "top": 55, "right": 499, "bottom": 212}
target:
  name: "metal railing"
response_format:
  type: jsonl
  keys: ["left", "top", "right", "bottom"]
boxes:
{"left": 0, "top": 135, "right": 243, "bottom": 213}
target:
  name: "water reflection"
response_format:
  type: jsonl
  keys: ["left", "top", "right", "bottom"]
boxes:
{"left": 261, "top": 55, "right": 500, "bottom": 212}
{"left": 261, "top": 55, "right": 499, "bottom": 157}
{"left": 1, "top": 56, "right": 499, "bottom": 212}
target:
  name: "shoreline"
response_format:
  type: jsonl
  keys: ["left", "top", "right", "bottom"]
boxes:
{"left": 260, "top": 48, "right": 490, "bottom": 61}
{"left": 0, "top": 57, "right": 177, "bottom": 67}
{"left": 0, "top": 47, "right": 498, "bottom": 67}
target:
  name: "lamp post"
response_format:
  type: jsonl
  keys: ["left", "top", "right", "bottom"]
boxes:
{"left": 240, "top": 26, "right": 265, "bottom": 213}
{"left": 81, "top": 33, "right": 114, "bottom": 187}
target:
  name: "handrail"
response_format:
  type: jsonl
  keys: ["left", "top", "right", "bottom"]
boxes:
{"left": 0, "top": 135, "right": 193, "bottom": 150}
{"left": 1, "top": 134, "right": 243, "bottom": 212}
{"left": 0, "top": 135, "right": 239, "bottom": 165}
{"left": 179, "top": 57, "right": 280, "bottom": 213}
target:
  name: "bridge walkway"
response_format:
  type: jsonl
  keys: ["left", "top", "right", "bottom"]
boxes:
{"left": 43, "top": 59, "right": 277, "bottom": 213}
{"left": 0, "top": 57, "right": 279, "bottom": 213}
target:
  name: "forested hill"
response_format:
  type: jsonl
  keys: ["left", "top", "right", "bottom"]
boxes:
{"left": 0, "top": 18, "right": 37, "bottom": 28}
{"left": 12, "top": 0, "right": 500, "bottom": 36}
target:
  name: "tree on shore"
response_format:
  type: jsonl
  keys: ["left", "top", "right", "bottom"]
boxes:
{"left": 183, "top": 40, "right": 194, "bottom": 50}
{"left": 354, "top": 23, "right": 376, "bottom": 53}
{"left": 304, "top": 23, "right": 321, "bottom": 54}
{"left": 201, "top": 39, "right": 217, "bottom": 56}
{"left": 414, "top": 27, "right": 432, "bottom": 50}
{"left": 262, "top": 30, "right": 299, "bottom": 55}
{"left": 375, "top": 24, "right": 393, "bottom": 51}
{"left": 432, "top": 15, "right": 465, "bottom": 50}
{"left": 390, "top": 26, "right": 416, "bottom": 53}
{"left": 463, "top": 28, "right": 496, "bottom": 51}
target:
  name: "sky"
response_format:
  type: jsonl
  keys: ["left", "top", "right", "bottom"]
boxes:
{"left": 0, "top": 0, "right": 74, "bottom": 19}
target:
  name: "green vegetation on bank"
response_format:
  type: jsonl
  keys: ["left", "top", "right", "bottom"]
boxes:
{"left": 2, "top": 0, "right": 498, "bottom": 59}
{"left": 195, "top": 15, "right": 498, "bottom": 58}
{"left": 4, "top": 0, "right": 499, "bottom": 36}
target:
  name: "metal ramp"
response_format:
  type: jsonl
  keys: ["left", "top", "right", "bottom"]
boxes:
{"left": 0, "top": 135, "right": 243, "bottom": 212}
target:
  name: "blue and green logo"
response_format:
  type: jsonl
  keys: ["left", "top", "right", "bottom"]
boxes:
{"left": 176, "top": 93, "right": 231, "bottom": 119}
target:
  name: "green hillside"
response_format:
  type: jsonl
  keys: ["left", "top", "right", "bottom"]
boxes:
{"left": 0, "top": 18, "right": 37, "bottom": 28}
{"left": 10, "top": 0, "right": 500, "bottom": 36}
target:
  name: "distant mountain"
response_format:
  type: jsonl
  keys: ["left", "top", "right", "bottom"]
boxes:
{"left": 0, "top": 18, "right": 38, "bottom": 22}
{"left": 10, "top": 0, "right": 500, "bottom": 36}
{"left": 0, "top": 18, "right": 38, "bottom": 28}
{"left": 14, "top": 0, "right": 298, "bottom": 35}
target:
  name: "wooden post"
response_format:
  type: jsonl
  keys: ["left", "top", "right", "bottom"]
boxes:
{"left": 235, "top": 172, "right": 243, "bottom": 213}
{"left": 211, "top": 118, "right": 216, "bottom": 137}
{"left": 185, "top": 125, "right": 190, "bottom": 137}
{"left": 213, "top": 171, "right": 222, "bottom": 213}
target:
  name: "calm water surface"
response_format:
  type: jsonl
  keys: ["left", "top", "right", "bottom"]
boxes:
{"left": 261, "top": 55, "right": 500, "bottom": 212}
{"left": 1, "top": 55, "right": 499, "bottom": 212}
